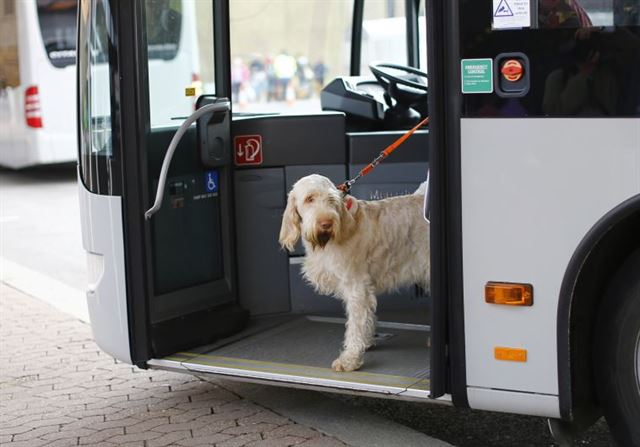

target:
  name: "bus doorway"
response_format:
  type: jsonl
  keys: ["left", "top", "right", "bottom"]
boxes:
{"left": 78, "top": 0, "right": 435, "bottom": 400}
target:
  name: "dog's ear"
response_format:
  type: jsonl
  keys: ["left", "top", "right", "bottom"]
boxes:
{"left": 279, "top": 193, "right": 301, "bottom": 251}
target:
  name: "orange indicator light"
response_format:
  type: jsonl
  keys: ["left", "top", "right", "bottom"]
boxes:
{"left": 495, "top": 347, "right": 528, "bottom": 362}
{"left": 485, "top": 282, "right": 533, "bottom": 306}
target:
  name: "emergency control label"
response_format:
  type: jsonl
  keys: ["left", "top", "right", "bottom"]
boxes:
{"left": 234, "top": 135, "right": 263, "bottom": 166}
{"left": 461, "top": 59, "right": 493, "bottom": 94}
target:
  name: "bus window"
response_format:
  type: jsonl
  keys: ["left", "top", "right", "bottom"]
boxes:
{"left": 360, "top": 0, "right": 407, "bottom": 74}
{"left": 229, "top": 0, "right": 354, "bottom": 114}
{"left": 536, "top": 0, "right": 609, "bottom": 27}
{"left": 145, "top": 0, "right": 214, "bottom": 128}
{"left": 535, "top": 0, "right": 638, "bottom": 27}
{"left": 36, "top": 0, "right": 77, "bottom": 68}
{"left": 78, "top": 0, "right": 114, "bottom": 194}
{"left": 0, "top": 0, "right": 19, "bottom": 88}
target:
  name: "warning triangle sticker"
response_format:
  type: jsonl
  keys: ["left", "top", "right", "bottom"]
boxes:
{"left": 494, "top": 0, "right": 514, "bottom": 17}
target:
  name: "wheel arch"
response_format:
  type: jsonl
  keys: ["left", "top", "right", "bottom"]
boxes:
{"left": 557, "top": 194, "right": 640, "bottom": 424}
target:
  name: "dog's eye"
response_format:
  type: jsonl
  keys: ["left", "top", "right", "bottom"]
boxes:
{"left": 304, "top": 195, "right": 314, "bottom": 204}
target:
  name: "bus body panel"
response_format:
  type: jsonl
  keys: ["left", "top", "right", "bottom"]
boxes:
{"left": 468, "top": 387, "right": 560, "bottom": 418}
{"left": 461, "top": 118, "right": 640, "bottom": 405}
{"left": 78, "top": 179, "right": 131, "bottom": 364}
{"left": 0, "top": 0, "right": 77, "bottom": 169}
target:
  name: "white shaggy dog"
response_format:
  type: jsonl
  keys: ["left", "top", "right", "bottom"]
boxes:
{"left": 279, "top": 174, "right": 430, "bottom": 372}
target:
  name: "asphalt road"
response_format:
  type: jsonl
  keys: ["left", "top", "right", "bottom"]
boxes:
{"left": 0, "top": 164, "right": 86, "bottom": 291}
{"left": 0, "top": 164, "right": 618, "bottom": 446}
{"left": 334, "top": 395, "right": 616, "bottom": 447}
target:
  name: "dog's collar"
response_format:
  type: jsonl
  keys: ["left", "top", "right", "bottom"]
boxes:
{"left": 345, "top": 197, "right": 353, "bottom": 211}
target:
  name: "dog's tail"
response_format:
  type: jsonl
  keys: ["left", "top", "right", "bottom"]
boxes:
{"left": 414, "top": 179, "right": 428, "bottom": 196}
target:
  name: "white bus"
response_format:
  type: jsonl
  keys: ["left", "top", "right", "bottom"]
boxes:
{"left": 0, "top": 0, "right": 199, "bottom": 169}
{"left": 77, "top": 0, "right": 640, "bottom": 445}
{"left": 0, "top": 0, "right": 77, "bottom": 169}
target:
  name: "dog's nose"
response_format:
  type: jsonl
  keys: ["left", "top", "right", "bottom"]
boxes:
{"left": 319, "top": 220, "right": 333, "bottom": 231}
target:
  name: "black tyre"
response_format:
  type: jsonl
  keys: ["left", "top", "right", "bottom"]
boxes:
{"left": 594, "top": 249, "right": 640, "bottom": 447}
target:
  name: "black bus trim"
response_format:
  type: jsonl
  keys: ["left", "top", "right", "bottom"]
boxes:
{"left": 426, "top": 0, "right": 468, "bottom": 405}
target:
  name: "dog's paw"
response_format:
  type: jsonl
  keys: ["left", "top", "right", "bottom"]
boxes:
{"left": 331, "top": 354, "right": 363, "bottom": 372}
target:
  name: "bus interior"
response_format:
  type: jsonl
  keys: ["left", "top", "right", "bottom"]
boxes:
{"left": 147, "top": 64, "right": 432, "bottom": 399}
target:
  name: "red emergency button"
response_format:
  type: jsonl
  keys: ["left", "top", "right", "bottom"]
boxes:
{"left": 501, "top": 59, "right": 524, "bottom": 82}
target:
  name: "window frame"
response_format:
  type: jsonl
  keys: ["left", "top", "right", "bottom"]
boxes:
{"left": 351, "top": 0, "right": 423, "bottom": 75}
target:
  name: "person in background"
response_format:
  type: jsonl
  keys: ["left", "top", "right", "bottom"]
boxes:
{"left": 273, "top": 50, "right": 297, "bottom": 101}
{"left": 249, "top": 55, "right": 268, "bottom": 103}
{"left": 231, "top": 57, "right": 249, "bottom": 101}
{"left": 295, "top": 56, "right": 314, "bottom": 99}
{"left": 313, "top": 60, "right": 327, "bottom": 94}
{"left": 538, "top": 0, "right": 592, "bottom": 28}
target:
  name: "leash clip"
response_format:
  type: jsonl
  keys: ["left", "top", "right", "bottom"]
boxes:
{"left": 336, "top": 116, "right": 429, "bottom": 197}
{"left": 338, "top": 178, "right": 357, "bottom": 197}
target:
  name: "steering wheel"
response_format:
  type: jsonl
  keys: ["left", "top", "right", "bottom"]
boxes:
{"left": 369, "top": 63, "right": 428, "bottom": 102}
{"left": 369, "top": 63, "right": 428, "bottom": 127}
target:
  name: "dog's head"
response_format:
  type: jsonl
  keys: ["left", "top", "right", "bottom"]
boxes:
{"left": 279, "top": 174, "right": 358, "bottom": 251}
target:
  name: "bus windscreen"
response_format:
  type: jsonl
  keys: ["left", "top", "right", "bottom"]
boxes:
{"left": 37, "top": 0, "right": 78, "bottom": 68}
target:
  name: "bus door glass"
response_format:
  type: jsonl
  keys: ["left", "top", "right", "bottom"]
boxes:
{"left": 228, "top": 0, "right": 354, "bottom": 114}
{"left": 145, "top": 0, "right": 214, "bottom": 127}
{"left": 78, "top": 0, "right": 113, "bottom": 194}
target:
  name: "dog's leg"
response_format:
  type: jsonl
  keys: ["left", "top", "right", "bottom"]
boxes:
{"left": 332, "top": 285, "right": 376, "bottom": 372}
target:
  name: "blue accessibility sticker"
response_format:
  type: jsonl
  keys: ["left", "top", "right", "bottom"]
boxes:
{"left": 204, "top": 170, "right": 219, "bottom": 193}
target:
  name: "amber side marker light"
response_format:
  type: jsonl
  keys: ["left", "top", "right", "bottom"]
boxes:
{"left": 495, "top": 347, "right": 528, "bottom": 362}
{"left": 485, "top": 282, "right": 533, "bottom": 306}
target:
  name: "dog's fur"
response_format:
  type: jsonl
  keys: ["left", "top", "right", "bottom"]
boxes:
{"left": 279, "top": 174, "right": 430, "bottom": 372}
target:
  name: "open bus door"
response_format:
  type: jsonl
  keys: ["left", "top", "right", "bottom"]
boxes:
{"left": 79, "top": 0, "right": 443, "bottom": 400}
{"left": 77, "top": 0, "right": 247, "bottom": 366}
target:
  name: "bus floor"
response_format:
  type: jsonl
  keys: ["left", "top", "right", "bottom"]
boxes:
{"left": 153, "top": 308, "right": 432, "bottom": 399}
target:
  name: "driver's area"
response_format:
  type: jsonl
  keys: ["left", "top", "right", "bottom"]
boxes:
{"left": 321, "top": 63, "right": 428, "bottom": 131}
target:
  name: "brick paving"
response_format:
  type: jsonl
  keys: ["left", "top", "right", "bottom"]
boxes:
{"left": 0, "top": 284, "right": 349, "bottom": 447}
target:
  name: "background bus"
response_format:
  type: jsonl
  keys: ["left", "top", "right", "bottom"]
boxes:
{"left": 0, "top": 0, "right": 200, "bottom": 169}
{"left": 0, "top": 0, "right": 77, "bottom": 169}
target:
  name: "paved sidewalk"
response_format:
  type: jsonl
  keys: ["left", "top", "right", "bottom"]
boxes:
{"left": 0, "top": 283, "right": 348, "bottom": 447}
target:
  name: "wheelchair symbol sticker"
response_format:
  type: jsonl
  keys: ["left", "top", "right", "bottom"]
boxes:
{"left": 204, "top": 170, "right": 219, "bottom": 193}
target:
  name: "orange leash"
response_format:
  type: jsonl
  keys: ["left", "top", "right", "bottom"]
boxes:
{"left": 337, "top": 116, "right": 429, "bottom": 195}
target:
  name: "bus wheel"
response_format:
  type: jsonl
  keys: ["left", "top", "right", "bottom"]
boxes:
{"left": 594, "top": 249, "right": 640, "bottom": 446}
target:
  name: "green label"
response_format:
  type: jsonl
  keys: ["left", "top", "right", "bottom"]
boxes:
{"left": 461, "top": 59, "right": 493, "bottom": 94}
